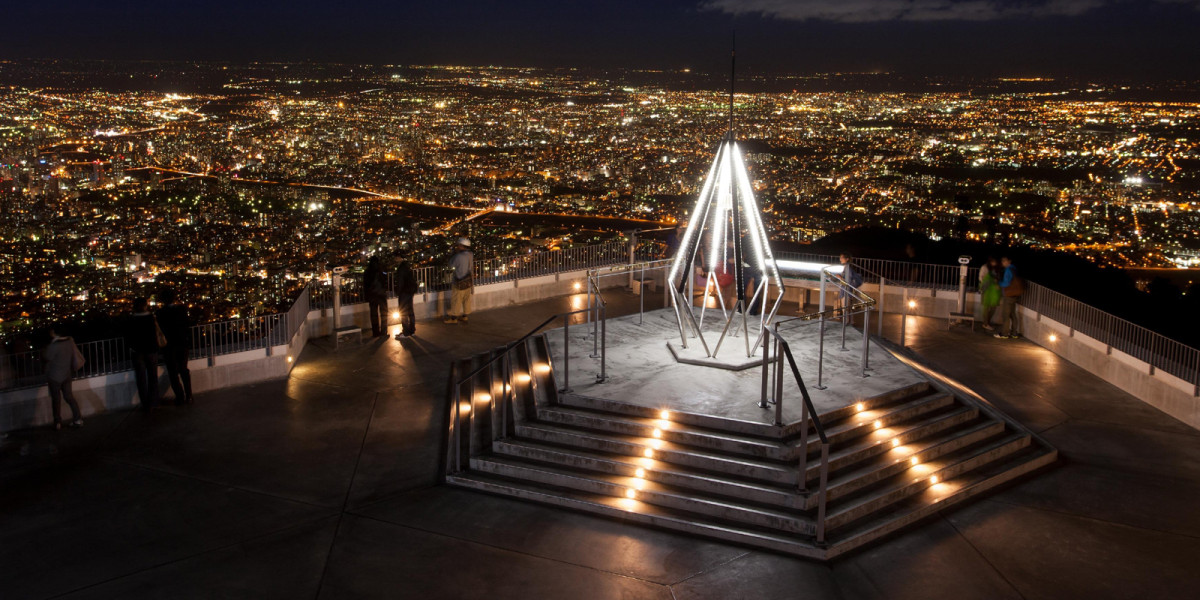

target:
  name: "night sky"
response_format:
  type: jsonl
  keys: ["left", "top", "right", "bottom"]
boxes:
{"left": 6, "top": 0, "right": 1200, "bottom": 80}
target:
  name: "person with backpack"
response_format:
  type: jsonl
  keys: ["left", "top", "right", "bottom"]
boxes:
{"left": 995, "top": 256, "right": 1025, "bottom": 339}
{"left": 444, "top": 238, "right": 474, "bottom": 324}
{"left": 393, "top": 255, "right": 419, "bottom": 339}
{"left": 43, "top": 324, "right": 85, "bottom": 429}
{"left": 364, "top": 255, "right": 389, "bottom": 337}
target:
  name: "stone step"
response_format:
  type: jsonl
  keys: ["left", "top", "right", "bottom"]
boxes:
{"left": 817, "top": 419, "right": 1006, "bottom": 508}
{"left": 514, "top": 421, "right": 797, "bottom": 485}
{"left": 493, "top": 438, "right": 807, "bottom": 509}
{"left": 820, "top": 443, "right": 1058, "bottom": 559}
{"left": 825, "top": 430, "right": 1032, "bottom": 530}
{"left": 469, "top": 455, "right": 817, "bottom": 535}
{"left": 445, "top": 471, "right": 831, "bottom": 559}
{"left": 816, "top": 392, "right": 957, "bottom": 453}
{"left": 821, "top": 404, "right": 979, "bottom": 475}
{"left": 534, "top": 405, "right": 791, "bottom": 461}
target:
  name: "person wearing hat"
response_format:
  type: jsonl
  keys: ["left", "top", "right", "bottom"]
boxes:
{"left": 445, "top": 237, "right": 474, "bottom": 323}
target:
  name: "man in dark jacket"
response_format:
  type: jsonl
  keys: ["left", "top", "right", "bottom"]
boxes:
{"left": 156, "top": 288, "right": 193, "bottom": 405}
{"left": 393, "top": 255, "right": 419, "bottom": 339}
{"left": 126, "top": 297, "right": 161, "bottom": 410}
{"left": 364, "top": 256, "right": 388, "bottom": 337}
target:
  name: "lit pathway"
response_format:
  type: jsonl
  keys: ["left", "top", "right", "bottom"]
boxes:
{"left": 2, "top": 292, "right": 1198, "bottom": 599}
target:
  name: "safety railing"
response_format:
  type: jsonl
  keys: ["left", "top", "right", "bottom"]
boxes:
{"left": 1, "top": 286, "right": 312, "bottom": 392}
{"left": 1022, "top": 281, "right": 1200, "bottom": 393}
{"left": 774, "top": 266, "right": 877, "bottom": 389}
{"left": 759, "top": 325, "right": 832, "bottom": 545}
{"left": 0, "top": 338, "right": 132, "bottom": 391}
{"left": 776, "top": 252, "right": 979, "bottom": 292}
{"left": 311, "top": 240, "right": 637, "bottom": 309}
{"left": 445, "top": 307, "right": 599, "bottom": 474}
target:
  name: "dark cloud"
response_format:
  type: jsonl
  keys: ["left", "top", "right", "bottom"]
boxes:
{"left": 700, "top": 0, "right": 1199, "bottom": 22}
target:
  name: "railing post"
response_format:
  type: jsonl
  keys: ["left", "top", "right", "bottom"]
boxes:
{"left": 815, "top": 442, "right": 830, "bottom": 545}
{"left": 598, "top": 303, "right": 607, "bottom": 383}
{"left": 861, "top": 308, "right": 871, "bottom": 378}
{"left": 797, "top": 384, "right": 809, "bottom": 493}
{"left": 878, "top": 277, "right": 886, "bottom": 339}
{"left": 816, "top": 315, "right": 827, "bottom": 390}
{"left": 774, "top": 340, "right": 784, "bottom": 426}
{"left": 759, "top": 330, "right": 771, "bottom": 409}
{"left": 560, "top": 315, "right": 571, "bottom": 394}
{"left": 900, "top": 288, "right": 908, "bottom": 348}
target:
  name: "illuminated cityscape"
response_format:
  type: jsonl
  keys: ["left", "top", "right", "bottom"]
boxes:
{"left": 5, "top": 0, "right": 1200, "bottom": 598}
{"left": 2, "top": 60, "right": 1198, "bottom": 336}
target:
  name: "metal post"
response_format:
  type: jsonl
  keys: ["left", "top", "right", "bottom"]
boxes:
{"left": 797, "top": 392, "right": 809, "bottom": 493}
{"left": 840, "top": 304, "right": 848, "bottom": 351}
{"left": 332, "top": 272, "right": 342, "bottom": 331}
{"left": 627, "top": 230, "right": 637, "bottom": 289}
{"left": 878, "top": 277, "right": 886, "bottom": 339}
{"left": 774, "top": 340, "right": 784, "bottom": 426}
{"left": 561, "top": 315, "right": 571, "bottom": 394}
{"left": 816, "top": 315, "right": 827, "bottom": 390}
{"left": 815, "top": 443, "right": 830, "bottom": 545}
{"left": 501, "top": 350, "right": 510, "bottom": 439}
{"left": 861, "top": 308, "right": 871, "bottom": 377}
{"left": 900, "top": 288, "right": 908, "bottom": 347}
{"left": 639, "top": 261, "right": 646, "bottom": 325}
{"left": 599, "top": 303, "right": 607, "bottom": 383}
{"left": 453, "top": 382, "right": 461, "bottom": 473}
{"left": 759, "top": 331, "right": 771, "bottom": 408}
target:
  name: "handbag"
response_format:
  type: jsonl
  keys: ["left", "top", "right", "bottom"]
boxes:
{"left": 70, "top": 340, "right": 86, "bottom": 371}
{"left": 153, "top": 316, "right": 169, "bottom": 348}
{"left": 452, "top": 274, "right": 473, "bottom": 291}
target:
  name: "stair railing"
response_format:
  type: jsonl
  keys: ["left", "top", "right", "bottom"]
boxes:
{"left": 760, "top": 325, "right": 833, "bottom": 545}
{"left": 445, "top": 306, "right": 597, "bottom": 475}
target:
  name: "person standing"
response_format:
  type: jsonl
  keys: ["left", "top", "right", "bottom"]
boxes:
{"left": 43, "top": 324, "right": 84, "bottom": 429}
{"left": 364, "top": 256, "right": 388, "bottom": 337}
{"left": 126, "top": 297, "right": 162, "bottom": 411}
{"left": 665, "top": 224, "right": 685, "bottom": 259}
{"left": 995, "top": 256, "right": 1024, "bottom": 339}
{"left": 156, "top": 288, "right": 194, "bottom": 405}
{"left": 393, "top": 255, "right": 418, "bottom": 338}
{"left": 445, "top": 237, "right": 474, "bottom": 324}
{"left": 979, "top": 257, "right": 1002, "bottom": 331}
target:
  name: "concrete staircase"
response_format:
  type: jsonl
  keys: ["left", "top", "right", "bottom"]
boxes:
{"left": 443, "top": 334, "right": 1057, "bottom": 560}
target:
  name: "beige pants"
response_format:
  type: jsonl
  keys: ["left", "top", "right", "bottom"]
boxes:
{"left": 450, "top": 286, "right": 473, "bottom": 318}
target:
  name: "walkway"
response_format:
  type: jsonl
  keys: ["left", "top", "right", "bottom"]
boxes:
{"left": 2, "top": 291, "right": 1198, "bottom": 599}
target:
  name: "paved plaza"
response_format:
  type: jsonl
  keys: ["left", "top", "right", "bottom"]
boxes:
{"left": 3, "top": 290, "right": 1199, "bottom": 599}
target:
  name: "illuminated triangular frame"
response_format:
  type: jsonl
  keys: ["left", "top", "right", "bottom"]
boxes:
{"left": 666, "top": 134, "right": 784, "bottom": 358}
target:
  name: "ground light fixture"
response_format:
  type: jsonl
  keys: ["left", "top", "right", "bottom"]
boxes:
{"left": 1049, "top": 334, "right": 1058, "bottom": 342}
{"left": 391, "top": 311, "right": 400, "bottom": 320}
{"left": 908, "top": 300, "right": 917, "bottom": 309}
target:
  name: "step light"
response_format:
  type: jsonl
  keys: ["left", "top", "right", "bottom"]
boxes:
{"left": 930, "top": 475, "right": 939, "bottom": 484}
{"left": 643, "top": 448, "right": 654, "bottom": 458}
{"left": 625, "top": 488, "right": 637, "bottom": 499}
{"left": 660, "top": 409, "right": 671, "bottom": 420}
{"left": 652, "top": 428, "right": 663, "bottom": 438}
{"left": 855, "top": 402, "right": 865, "bottom": 412}
{"left": 910, "top": 456, "right": 920, "bottom": 466}
{"left": 873, "top": 420, "right": 882, "bottom": 430}
{"left": 1049, "top": 334, "right": 1058, "bottom": 342}
{"left": 891, "top": 438, "right": 900, "bottom": 448}
{"left": 517, "top": 373, "right": 531, "bottom": 383}
{"left": 635, "top": 467, "right": 646, "bottom": 478}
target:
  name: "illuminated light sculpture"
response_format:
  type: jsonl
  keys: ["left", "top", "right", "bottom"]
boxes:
{"left": 666, "top": 135, "right": 784, "bottom": 358}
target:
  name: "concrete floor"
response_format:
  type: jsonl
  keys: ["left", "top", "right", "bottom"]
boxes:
{"left": 3, "top": 290, "right": 1199, "bottom": 599}
{"left": 550, "top": 307, "right": 925, "bottom": 422}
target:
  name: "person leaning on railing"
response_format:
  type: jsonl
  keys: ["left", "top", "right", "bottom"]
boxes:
{"left": 42, "top": 324, "right": 85, "bottom": 429}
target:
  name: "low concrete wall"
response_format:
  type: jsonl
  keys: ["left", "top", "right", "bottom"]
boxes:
{"left": 0, "top": 330, "right": 303, "bottom": 432}
{"left": 778, "top": 278, "right": 1200, "bottom": 431}
{"left": 306, "top": 267, "right": 636, "bottom": 338}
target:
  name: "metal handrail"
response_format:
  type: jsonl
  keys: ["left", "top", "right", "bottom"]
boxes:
{"left": 760, "top": 325, "right": 832, "bottom": 545}
{"left": 446, "top": 305, "right": 599, "bottom": 474}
